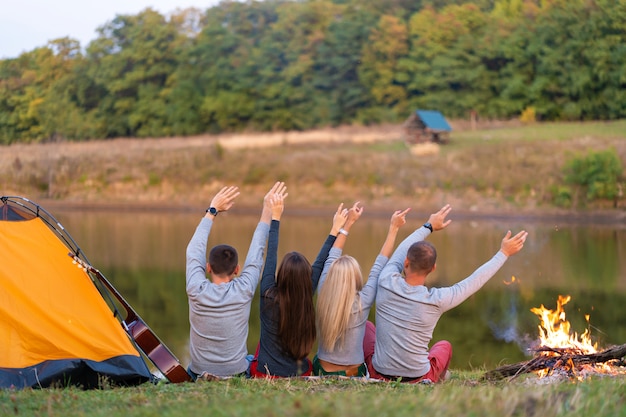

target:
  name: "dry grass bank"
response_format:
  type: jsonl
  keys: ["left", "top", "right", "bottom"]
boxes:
{"left": 1, "top": 121, "right": 625, "bottom": 220}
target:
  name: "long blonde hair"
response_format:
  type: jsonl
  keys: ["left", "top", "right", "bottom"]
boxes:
{"left": 316, "top": 255, "right": 363, "bottom": 352}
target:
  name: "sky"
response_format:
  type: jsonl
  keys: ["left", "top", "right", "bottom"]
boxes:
{"left": 0, "top": 1, "right": 221, "bottom": 59}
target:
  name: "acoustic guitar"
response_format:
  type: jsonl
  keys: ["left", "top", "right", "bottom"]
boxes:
{"left": 69, "top": 253, "right": 192, "bottom": 383}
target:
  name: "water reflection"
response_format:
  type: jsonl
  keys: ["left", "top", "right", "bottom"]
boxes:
{"left": 54, "top": 209, "right": 626, "bottom": 371}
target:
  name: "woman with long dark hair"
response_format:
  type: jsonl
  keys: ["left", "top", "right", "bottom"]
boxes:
{"left": 249, "top": 196, "right": 358, "bottom": 377}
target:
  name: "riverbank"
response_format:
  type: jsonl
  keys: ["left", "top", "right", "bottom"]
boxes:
{"left": 1, "top": 120, "right": 625, "bottom": 222}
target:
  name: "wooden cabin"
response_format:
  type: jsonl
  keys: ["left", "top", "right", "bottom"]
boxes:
{"left": 403, "top": 110, "right": 452, "bottom": 144}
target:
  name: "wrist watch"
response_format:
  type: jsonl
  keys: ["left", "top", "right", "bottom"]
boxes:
{"left": 206, "top": 207, "right": 219, "bottom": 216}
{"left": 423, "top": 222, "right": 433, "bottom": 232}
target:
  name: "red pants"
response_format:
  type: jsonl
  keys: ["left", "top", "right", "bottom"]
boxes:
{"left": 363, "top": 321, "right": 452, "bottom": 383}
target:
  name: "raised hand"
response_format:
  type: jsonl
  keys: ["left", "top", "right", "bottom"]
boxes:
{"left": 261, "top": 182, "right": 287, "bottom": 223}
{"left": 264, "top": 182, "right": 287, "bottom": 206}
{"left": 209, "top": 186, "right": 240, "bottom": 213}
{"left": 331, "top": 203, "right": 348, "bottom": 235}
{"left": 427, "top": 204, "right": 452, "bottom": 231}
{"left": 390, "top": 208, "right": 411, "bottom": 231}
{"left": 500, "top": 230, "right": 528, "bottom": 257}
{"left": 379, "top": 208, "right": 410, "bottom": 258}
{"left": 344, "top": 201, "right": 364, "bottom": 231}
{"left": 270, "top": 192, "right": 287, "bottom": 221}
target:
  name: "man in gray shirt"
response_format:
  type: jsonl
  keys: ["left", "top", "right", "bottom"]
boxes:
{"left": 369, "top": 204, "right": 528, "bottom": 383}
{"left": 186, "top": 182, "right": 286, "bottom": 378}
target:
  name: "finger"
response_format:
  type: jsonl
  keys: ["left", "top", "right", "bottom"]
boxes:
{"left": 227, "top": 187, "right": 240, "bottom": 198}
{"left": 275, "top": 184, "right": 285, "bottom": 196}
{"left": 438, "top": 204, "right": 451, "bottom": 213}
{"left": 270, "top": 181, "right": 282, "bottom": 193}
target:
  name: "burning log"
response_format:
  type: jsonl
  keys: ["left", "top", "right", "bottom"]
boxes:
{"left": 483, "top": 343, "right": 626, "bottom": 381}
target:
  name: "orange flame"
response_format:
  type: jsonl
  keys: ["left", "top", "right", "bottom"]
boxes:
{"left": 503, "top": 276, "right": 517, "bottom": 285}
{"left": 530, "top": 294, "right": 597, "bottom": 354}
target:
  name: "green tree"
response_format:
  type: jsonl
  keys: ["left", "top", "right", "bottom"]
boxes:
{"left": 511, "top": 0, "right": 626, "bottom": 120}
{"left": 401, "top": 4, "right": 491, "bottom": 118}
{"left": 311, "top": 4, "right": 378, "bottom": 125}
{"left": 87, "top": 8, "right": 182, "bottom": 137}
{"left": 250, "top": 0, "right": 341, "bottom": 130}
{"left": 176, "top": 1, "right": 278, "bottom": 133}
{"left": 358, "top": 14, "right": 409, "bottom": 121}
{"left": 0, "top": 38, "right": 89, "bottom": 142}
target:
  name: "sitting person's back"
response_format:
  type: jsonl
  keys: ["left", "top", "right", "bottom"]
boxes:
{"left": 250, "top": 200, "right": 350, "bottom": 377}
{"left": 315, "top": 207, "right": 408, "bottom": 377}
{"left": 186, "top": 183, "right": 284, "bottom": 378}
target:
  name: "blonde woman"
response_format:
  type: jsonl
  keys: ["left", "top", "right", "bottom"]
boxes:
{"left": 314, "top": 206, "right": 410, "bottom": 377}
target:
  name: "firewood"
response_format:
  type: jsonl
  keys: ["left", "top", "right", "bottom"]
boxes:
{"left": 483, "top": 343, "right": 626, "bottom": 381}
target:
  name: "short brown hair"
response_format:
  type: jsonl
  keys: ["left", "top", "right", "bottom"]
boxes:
{"left": 208, "top": 244, "right": 239, "bottom": 275}
{"left": 406, "top": 241, "right": 437, "bottom": 273}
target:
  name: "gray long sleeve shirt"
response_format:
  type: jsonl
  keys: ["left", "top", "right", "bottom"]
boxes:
{"left": 372, "top": 231, "right": 508, "bottom": 378}
{"left": 186, "top": 217, "right": 269, "bottom": 377}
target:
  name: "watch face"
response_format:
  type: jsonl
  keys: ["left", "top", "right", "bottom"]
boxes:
{"left": 209, "top": 207, "right": 218, "bottom": 216}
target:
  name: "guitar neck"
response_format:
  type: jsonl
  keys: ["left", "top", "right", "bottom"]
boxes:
{"left": 69, "top": 253, "right": 138, "bottom": 323}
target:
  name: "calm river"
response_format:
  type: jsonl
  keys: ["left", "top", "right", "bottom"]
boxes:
{"left": 53, "top": 208, "right": 626, "bottom": 372}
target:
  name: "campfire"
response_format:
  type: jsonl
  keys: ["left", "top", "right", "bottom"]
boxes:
{"left": 485, "top": 295, "right": 626, "bottom": 381}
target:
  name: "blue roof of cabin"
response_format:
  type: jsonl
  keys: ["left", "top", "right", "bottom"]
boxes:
{"left": 415, "top": 110, "right": 452, "bottom": 131}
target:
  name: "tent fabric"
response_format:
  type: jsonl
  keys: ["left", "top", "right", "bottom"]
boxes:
{"left": 0, "top": 210, "right": 151, "bottom": 389}
{"left": 415, "top": 110, "right": 452, "bottom": 132}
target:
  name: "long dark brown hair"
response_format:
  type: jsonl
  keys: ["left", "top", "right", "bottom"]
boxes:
{"left": 269, "top": 251, "right": 316, "bottom": 360}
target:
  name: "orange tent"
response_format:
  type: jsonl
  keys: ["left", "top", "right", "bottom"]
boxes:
{"left": 0, "top": 197, "right": 152, "bottom": 389}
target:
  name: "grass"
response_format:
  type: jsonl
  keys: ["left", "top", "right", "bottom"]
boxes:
{"left": 2, "top": 372, "right": 626, "bottom": 417}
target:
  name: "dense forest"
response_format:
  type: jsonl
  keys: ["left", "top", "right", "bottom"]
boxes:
{"left": 1, "top": 0, "right": 625, "bottom": 143}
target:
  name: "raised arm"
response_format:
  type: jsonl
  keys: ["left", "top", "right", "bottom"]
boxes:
{"left": 238, "top": 182, "right": 287, "bottom": 294}
{"left": 315, "top": 202, "right": 363, "bottom": 292}
{"left": 186, "top": 186, "right": 240, "bottom": 293}
{"left": 360, "top": 207, "right": 410, "bottom": 307}
{"left": 260, "top": 192, "right": 287, "bottom": 294}
{"left": 311, "top": 203, "right": 349, "bottom": 291}
{"left": 379, "top": 208, "right": 410, "bottom": 258}
{"left": 438, "top": 229, "right": 528, "bottom": 311}
{"left": 260, "top": 181, "right": 287, "bottom": 225}
{"left": 381, "top": 204, "right": 453, "bottom": 276}
{"left": 205, "top": 185, "right": 240, "bottom": 219}
{"left": 330, "top": 201, "right": 363, "bottom": 251}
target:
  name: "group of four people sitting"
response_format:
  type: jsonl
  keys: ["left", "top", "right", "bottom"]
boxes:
{"left": 185, "top": 182, "right": 527, "bottom": 383}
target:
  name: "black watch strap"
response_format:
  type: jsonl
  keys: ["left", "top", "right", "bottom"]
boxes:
{"left": 423, "top": 222, "right": 433, "bottom": 232}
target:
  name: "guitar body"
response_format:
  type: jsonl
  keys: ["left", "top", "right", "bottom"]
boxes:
{"left": 127, "top": 320, "right": 192, "bottom": 383}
